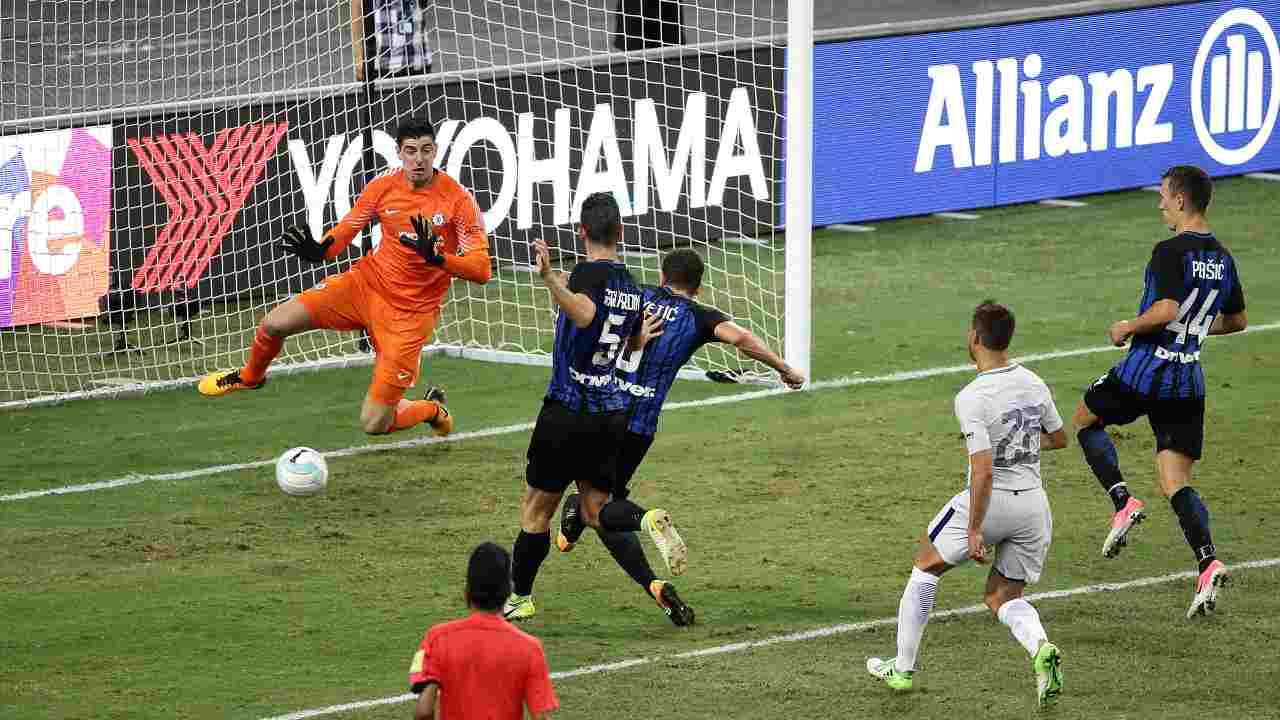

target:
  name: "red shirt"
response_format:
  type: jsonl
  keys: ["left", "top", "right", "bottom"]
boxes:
{"left": 323, "top": 168, "right": 491, "bottom": 313}
{"left": 408, "top": 611, "right": 559, "bottom": 719}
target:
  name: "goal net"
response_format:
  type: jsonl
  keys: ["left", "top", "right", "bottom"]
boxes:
{"left": 0, "top": 1, "right": 803, "bottom": 408}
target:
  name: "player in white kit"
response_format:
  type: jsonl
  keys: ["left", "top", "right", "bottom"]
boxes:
{"left": 867, "top": 301, "right": 1069, "bottom": 707}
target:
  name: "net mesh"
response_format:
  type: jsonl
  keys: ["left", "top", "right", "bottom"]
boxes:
{"left": 0, "top": 1, "right": 787, "bottom": 407}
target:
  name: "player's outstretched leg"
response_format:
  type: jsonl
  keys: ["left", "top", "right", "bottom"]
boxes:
{"left": 198, "top": 368, "right": 267, "bottom": 396}
{"left": 389, "top": 385, "right": 453, "bottom": 436}
{"left": 868, "top": 567, "right": 939, "bottom": 692}
{"left": 1078, "top": 425, "right": 1146, "bottom": 558}
{"left": 598, "top": 498, "right": 688, "bottom": 576}
{"left": 200, "top": 300, "right": 310, "bottom": 396}
{"left": 199, "top": 326, "right": 277, "bottom": 395}
{"left": 561, "top": 495, "right": 692, "bottom": 625}
{"left": 596, "top": 528, "right": 694, "bottom": 626}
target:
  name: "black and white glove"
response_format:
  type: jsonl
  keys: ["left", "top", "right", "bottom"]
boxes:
{"left": 400, "top": 214, "right": 445, "bottom": 266}
{"left": 279, "top": 224, "right": 333, "bottom": 263}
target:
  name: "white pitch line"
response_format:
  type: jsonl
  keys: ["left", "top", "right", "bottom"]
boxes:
{"left": 1245, "top": 172, "right": 1280, "bottom": 181}
{"left": 934, "top": 211, "right": 981, "bottom": 220}
{"left": 1143, "top": 185, "right": 1162, "bottom": 192}
{"left": 828, "top": 223, "right": 876, "bottom": 233}
{"left": 1039, "top": 198, "right": 1088, "bottom": 208}
{"left": 6, "top": 321, "right": 1278, "bottom": 504}
{"left": 260, "top": 557, "right": 1280, "bottom": 720}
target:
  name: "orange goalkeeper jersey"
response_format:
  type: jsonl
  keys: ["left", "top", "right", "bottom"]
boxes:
{"left": 322, "top": 168, "right": 491, "bottom": 313}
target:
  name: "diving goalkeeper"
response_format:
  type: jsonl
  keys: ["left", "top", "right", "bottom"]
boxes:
{"left": 197, "top": 118, "right": 492, "bottom": 436}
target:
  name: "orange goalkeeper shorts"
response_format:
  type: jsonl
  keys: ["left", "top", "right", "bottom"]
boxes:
{"left": 297, "top": 269, "right": 438, "bottom": 405}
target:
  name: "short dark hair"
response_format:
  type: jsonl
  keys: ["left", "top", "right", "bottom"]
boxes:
{"left": 972, "top": 300, "right": 1015, "bottom": 351}
{"left": 662, "top": 249, "right": 705, "bottom": 291}
{"left": 465, "top": 542, "right": 511, "bottom": 611}
{"left": 579, "top": 192, "right": 622, "bottom": 246}
{"left": 1162, "top": 165, "right": 1212, "bottom": 215}
{"left": 394, "top": 117, "right": 436, "bottom": 147}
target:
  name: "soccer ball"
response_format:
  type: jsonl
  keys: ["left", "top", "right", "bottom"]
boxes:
{"left": 275, "top": 447, "right": 328, "bottom": 496}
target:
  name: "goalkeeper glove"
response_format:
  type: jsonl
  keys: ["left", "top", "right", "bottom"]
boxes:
{"left": 401, "top": 214, "right": 446, "bottom": 266}
{"left": 280, "top": 224, "right": 334, "bottom": 263}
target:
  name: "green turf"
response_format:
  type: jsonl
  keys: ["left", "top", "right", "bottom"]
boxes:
{"left": 2, "top": 178, "right": 1279, "bottom": 719}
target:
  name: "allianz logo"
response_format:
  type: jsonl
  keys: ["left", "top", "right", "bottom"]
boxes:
{"left": 916, "top": 7, "right": 1280, "bottom": 172}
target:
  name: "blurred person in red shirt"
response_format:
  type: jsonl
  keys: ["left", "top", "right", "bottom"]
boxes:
{"left": 408, "top": 542, "right": 559, "bottom": 720}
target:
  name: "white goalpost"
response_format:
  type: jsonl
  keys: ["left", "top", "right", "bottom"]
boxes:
{"left": 0, "top": 1, "right": 812, "bottom": 408}
{"left": 785, "top": 0, "right": 813, "bottom": 383}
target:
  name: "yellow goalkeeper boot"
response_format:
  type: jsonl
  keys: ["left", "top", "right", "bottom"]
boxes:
{"left": 198, "top": 369, "right": 265, "bottom": 397}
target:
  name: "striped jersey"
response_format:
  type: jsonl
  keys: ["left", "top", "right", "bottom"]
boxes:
{"left": 617, "top": 286, "right": 730, "bottom": 436}
{"left": 372, "top": 0, "right": 433, "bottom": 75}
{"left": 1112, "top": 232, "right": 1245, "bottom": 399}
{"left": 544, "top": 261, "right": 643, "bottom": 414}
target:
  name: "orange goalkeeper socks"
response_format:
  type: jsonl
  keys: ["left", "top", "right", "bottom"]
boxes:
{"left": 391, "top": 399, "right": 441, "bottom": 432}
{"left": 241, "top": 326, "right": 283, "bottom": 385}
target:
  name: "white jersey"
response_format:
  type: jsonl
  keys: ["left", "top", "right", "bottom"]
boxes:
{"left": 954, "top": 363, "right": 1064, "bottom": 491}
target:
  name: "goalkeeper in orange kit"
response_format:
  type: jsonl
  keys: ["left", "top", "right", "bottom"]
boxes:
{"left": 198, "top": 118, "right": 492, "bottom": 435}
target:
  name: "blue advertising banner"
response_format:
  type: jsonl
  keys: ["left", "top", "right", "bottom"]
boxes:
{"left": 811, "top": 1, "right": 1280, "bottom": 224}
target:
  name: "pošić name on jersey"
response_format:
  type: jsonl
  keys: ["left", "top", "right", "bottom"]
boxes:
{"left": 618, "top": 286, "right": 729, "bottom": 436}
{"left": 1113, "top": 231, "right": 1245, "bottom": 400}
{"left": 544, "top": 261, "right": 642, "bottom": 414}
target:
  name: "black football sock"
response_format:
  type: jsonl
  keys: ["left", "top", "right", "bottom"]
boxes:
{"left": 511, "top": 530, "right": 551, "bottom": 597}
{"left": 596, "top": 529, "right": 658, "bottom": 593}
{"left": 1078, "top": 426, "right": 1130, "bottom": 511}
{"left": 1170, "top": 486, "right": 1216, "bottom": 573}
{"left": 599, "top": 498, "right": 648, "bottom": 533}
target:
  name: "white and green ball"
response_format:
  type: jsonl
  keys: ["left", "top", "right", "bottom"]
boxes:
{"left": 275, "top": 447, "right": 328, "bottom": 496}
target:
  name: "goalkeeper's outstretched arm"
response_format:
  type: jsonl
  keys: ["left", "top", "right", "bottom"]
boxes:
{"left": 713, "top": 321, "right": 805, "bottom": 389}
{"left": 304, "top": 178, "right": 383, "bottom": 261}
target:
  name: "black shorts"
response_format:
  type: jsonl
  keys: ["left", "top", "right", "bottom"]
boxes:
{"left": 525, "top": 400, "right": 628, "bottom": 494}
{"left": 613, "top": 431, "right": 655, "bottom": 498}
{"left": 1083, "top": 370, "right": 1205, "bottom": 460}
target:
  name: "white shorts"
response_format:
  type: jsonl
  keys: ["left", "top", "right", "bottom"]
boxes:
{"left": 925, "top": 487, "right": 1053, "bottom": 584}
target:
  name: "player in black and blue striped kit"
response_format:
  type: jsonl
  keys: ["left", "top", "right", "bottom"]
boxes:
{"left": 1072, "top": 166, "right": 1247, "bottom": 619}
{"left": 555, "top": 250, "right": 804, "bottom": 623}
{"left": 505, "top": 193, "right": 691, "bottom": 623}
